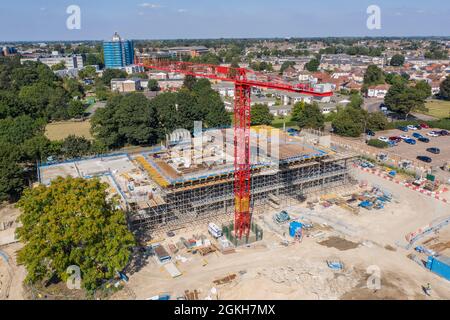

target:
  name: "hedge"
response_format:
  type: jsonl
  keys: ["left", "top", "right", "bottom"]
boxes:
{"left": 384, "top": 118, "right": 450, "bottom": 131}
{"left": 367, "top": 139, "right": 388, "bottom": 148}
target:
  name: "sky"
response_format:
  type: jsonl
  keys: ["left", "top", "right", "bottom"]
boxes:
{"left": 0, "top": 0, "right": 449, "bottom": 41}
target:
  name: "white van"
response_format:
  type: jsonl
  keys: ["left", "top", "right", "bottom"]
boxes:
{"left": 208, "top": 223, "right": 223, "bottom": 239}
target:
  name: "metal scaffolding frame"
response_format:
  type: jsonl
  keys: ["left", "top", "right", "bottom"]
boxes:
{"left": 129, "top": 151, "right": 356, "bottom": 236}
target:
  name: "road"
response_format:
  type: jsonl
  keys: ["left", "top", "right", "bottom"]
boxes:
{"left": 363, "top": 98, "right": 384, "bottom": 113}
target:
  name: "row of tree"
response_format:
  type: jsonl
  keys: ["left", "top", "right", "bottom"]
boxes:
{"left": 91, "top": 76, "right": 231, "bottom": 149}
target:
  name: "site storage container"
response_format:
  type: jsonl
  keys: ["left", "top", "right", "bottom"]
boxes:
{"left": 154, "top": 245, "right": 172, "bottom": 264}
{"left": 426, "top": 255, "right": 450, "bottom": 281}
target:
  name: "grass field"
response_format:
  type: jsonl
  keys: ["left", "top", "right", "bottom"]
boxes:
{"left": 271, "top": 116, "right": 299, "bottom": 129}
{"left": 423, "top": 100, "right": 450, "bottom": 119}
{"left": 45, "top": 120, "right": 94, "bottom": 141}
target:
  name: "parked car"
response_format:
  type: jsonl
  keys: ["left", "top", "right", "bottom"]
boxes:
{"left": 417, "top": 156, "right": 432, "bottom": 163}
{"left": 438, "top": 130, "right": 449, "bottom": 136}
{"left": 397, "top": 126, "right": 409, "bottom": 132}
{"left": 407, "top": 125, "right": 418, "bottom": 131}
{"left": 399, "top": 135, "right": 410, "bottom": 140}
{"left": 418, "top": 137, "right": 430, "bottom": 143}
{"left": 404, "top": 138, "right": 416, "bottom": 145}
{"left": 389, "top": 136, "right": 402, "bottom": 142}
{"left": 427, "top": 131, "right": 440, "bottom": 137}
{"left": 412, "top": 133, "right": 424, "bottom": 139}
{"left": 427, "top": 148, "right": 441, "bottom": 154}
{"left": 365, "top": 129, "right": 375, "bottom": 136}
{"left": 420, "top": 123, "right": 430, "bottom": 129}
{"left": 378, "top": 136, "right": 390, "bottom": 143}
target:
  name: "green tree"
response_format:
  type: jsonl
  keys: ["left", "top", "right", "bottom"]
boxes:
{"left": 183, "top": 75, "right": 197, "bottom": 91}
{"left": 415, "top": 80, "right": 432, "bottom": 99}
{"left": 78, "top": 66, "right": 97, "bottom": 80}
{"left": 63, "top": 78, "right": 85, "bottom": 99}
{"left": 332, "top": 106, "right": 366, "bottom": 137}
{"left": 147, "top": 79, "right": 160, "bottom": 92}
{"left": 348, "top": 93, "right": 364, "bottom": 108}
{"left": 305, "top": 59, "right": 320, "bottom": 72}
{"left": 101, "top": 69, "right": 127, "bottom": 87}
{"left": 280, "top": 61, "right": 296, "bottom": 74}
{"left": 85, "top": 53, "right": 104, "bottom": 68}
{"left": 21, "top": 134, "right": 54, "bottom": 162}
{"left": 385, "top": 82, "right": 429, "bottom": 119}
{"left": 364, "top": 65, "right": 385, "bottom": 86}
{"left": 367, "top": 112, "right": 388, "bottom": 131}
{"left": 0, "top": 141, "right": 24, "bottom": 202}
{"left": 390, "top": 54, "right": 405, "bottom": 67}
{"left": 16, "top": 176, "right": 135, "bottom": 292}
{"left": 51, "top": 61, "right": 66, "bottom": 71}
{"left": 91, "top": 93, "right": 159, "bottom": 148}
{"left": 67, "top": 100, "right": 86, "bottom": 119}
{"left": 439, "top": 76, "right": 450, "bottom": 100}
{"left": 251, "top": 104, "right": 274, "bottom": 126}
{"left": 293, "top": 102, "right": 324, "bottom": 129}
{"left": 61, "top": 135, "right": 92, "bottom": 159}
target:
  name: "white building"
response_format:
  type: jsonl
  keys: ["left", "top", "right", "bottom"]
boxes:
{"left": 125, "top": 64, "right": 145, "bottom": 74}
{"left": 111, "top": 78, "right": 141, "bottom": 93}
{"left": 38, "top": 55, "right": 84, "bottom": 69}
{"left": 367, "top": 84, "right": 391, "bottom": 98}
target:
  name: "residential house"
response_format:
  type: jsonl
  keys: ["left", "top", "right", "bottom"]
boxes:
{"left": 367, "top": 84, "right": 391, "bottom": 98}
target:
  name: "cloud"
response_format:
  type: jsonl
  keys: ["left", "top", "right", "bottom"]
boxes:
{"left": 139, "top": 3, "right": 163, "bottom": 9}
{"left": 177, "top": 9, "right": 188, "bottom": 13}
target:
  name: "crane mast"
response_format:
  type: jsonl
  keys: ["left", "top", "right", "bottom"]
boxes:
{"left": 137, "top": 57, "right": 332, "bottom": 239}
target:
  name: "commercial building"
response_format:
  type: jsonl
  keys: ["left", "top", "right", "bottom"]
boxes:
{"left": 103, "top": 32, "right": 135, "bottom": 69}
{"left": 111, "top": 78, "right": 142, "bottom": 93}
{"left": 20, "top": 54, "right": 83, "bottom": 69}
{"left": 39, "top": 127, "right": 355, "bottom": 235}
{"left": 166, "top": 46, "right": 209, "bottom": 58}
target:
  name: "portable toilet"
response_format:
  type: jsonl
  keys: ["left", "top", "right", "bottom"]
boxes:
{"left": 289, "top": 221, "right": 303, "bottom": 238}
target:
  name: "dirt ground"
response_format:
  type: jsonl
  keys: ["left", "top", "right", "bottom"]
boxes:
{"left": 118, "top": 169, "right": 450, "bottom": 301}
{"left": 2, "top": 169, "right": 450, "bottom": 300}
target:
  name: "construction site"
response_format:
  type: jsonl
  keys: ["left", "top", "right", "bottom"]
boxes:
{"left": 38, "top": 127, "right": 355, "bottom": 237}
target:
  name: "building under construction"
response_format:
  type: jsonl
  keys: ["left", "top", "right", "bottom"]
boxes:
{"left": 39, "top": 127, "right": 356, "bottom": 235}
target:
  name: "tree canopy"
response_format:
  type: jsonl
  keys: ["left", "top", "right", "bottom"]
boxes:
{"left": 305, "top": 59, "right": 320, "bottom": 72}
{"left": 91, "top": 93, "right": 159, "bottom": 148}
{"left": 440, "top": 76, "right": 450, "bottom": 101}
{"left": 16, "top": 176, "right": 135, "bottom": 292}
{"left": 291, "top": 102, "right": 324, "bottom": 129}
{"left": 332, "top": 106, "right": 388, "bottom": 137}
{"left": 251, "top": 104, "right": 274, "bottom": 126}
{"left": 385, "top": 82, "right": 429, "bottom": 119}
{"left": 390, "top": 54, "right": 405, "bottom": 67}
{"left": 363, "top": 65, "right": 385, "bottom": 86}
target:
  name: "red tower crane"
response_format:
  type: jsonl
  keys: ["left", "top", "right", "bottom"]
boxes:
{"left": 136, "top": 57, "right": 333, "bottom": 239}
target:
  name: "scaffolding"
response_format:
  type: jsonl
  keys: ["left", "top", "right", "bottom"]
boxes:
{"left": 38, "top": 129, "right": 357, "bottom": 238}
{"left": 130, "top": 150, "right": 356, "bottom": 236}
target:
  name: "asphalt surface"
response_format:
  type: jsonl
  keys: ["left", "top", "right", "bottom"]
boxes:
{"left": 373, "top": 128, "right": 450, "bottom": 176}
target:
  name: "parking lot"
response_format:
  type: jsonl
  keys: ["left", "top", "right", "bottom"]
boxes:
{"left": 373, "top": 128, "right": 450, "bottom": 168}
